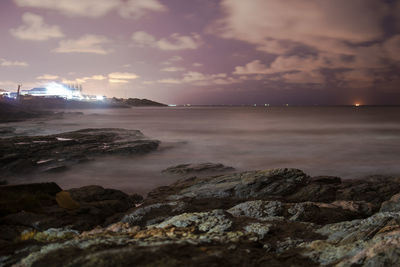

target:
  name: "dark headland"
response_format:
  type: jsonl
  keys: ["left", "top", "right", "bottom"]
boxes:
{"left": 0, "top": 96, "right": 167, "bottom": 123}
{"left": 1, "top": 125, "right": 400, "bottom": 266}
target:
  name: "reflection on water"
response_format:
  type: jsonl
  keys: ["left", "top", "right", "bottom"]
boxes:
{"left": 3, "top": 106, "right": 400, "bottom": 194}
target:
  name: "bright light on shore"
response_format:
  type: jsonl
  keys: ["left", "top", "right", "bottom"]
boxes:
{"left": 355, "top": 103, "right": 361, "bottom": 107}
{"left": 96, "top": 95, "right": 105, "bottom": 101}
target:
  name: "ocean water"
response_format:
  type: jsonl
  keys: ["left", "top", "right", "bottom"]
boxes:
{"left": 3, "top": 106, "right": 400, "bottom": 194}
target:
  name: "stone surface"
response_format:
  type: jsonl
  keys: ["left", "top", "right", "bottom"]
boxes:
{"left": 162, "top": 162, "right": 235, "bottom": 175}
{"left": 2, "top": 169, "right": 400, "bottom": 266}
{"left": 0, "top": 128, "right": 160, "bottom": 178}
{"left": 380, "top": 193, "right": 400, "bottom": 212}
{"left": 154, "top": 209, "right": 233, "bottom": 233}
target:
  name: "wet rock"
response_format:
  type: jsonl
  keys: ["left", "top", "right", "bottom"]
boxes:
{"left": 0, "top": 128, "right": 160, "bottom": 178}
{"left": 0, "top": 127, "right": 15, "bottom": 134}
{"left": 162, "top": 162, "right": 235, "bottom": 175}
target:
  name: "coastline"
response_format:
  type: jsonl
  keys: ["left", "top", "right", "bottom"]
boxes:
{"left": 1, "top": 167, "right": 400, "bottom": 266}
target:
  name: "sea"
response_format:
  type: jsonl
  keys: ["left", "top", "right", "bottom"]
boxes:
{"left": 3, "top": 106, "right": 400, "bottom": 194}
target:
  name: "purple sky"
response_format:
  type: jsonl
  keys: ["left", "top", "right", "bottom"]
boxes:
{"left": 1, "top": 0, "right": 400, "bottom": 105}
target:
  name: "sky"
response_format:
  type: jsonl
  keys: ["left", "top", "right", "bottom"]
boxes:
{"left": 0, "top": 0, "right": 400, "bottom": 105}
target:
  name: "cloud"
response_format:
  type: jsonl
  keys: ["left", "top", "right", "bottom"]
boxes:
{"left": 62, "top": 75, "right": 107, "bottom": 84}
{"left": 161, "top": 66, "right": 186, "bottom": 72}
{"left": 53, "top": 35, "right": 112, "bottom": 54}
{"left": 336, "top": 70, "right": 377, "bottom": 88}
{"left": 14, "top": 0, "right": 166, "bottom": 19}
{"left": 161, "top": 56, "right": 183, "bottom": 65}
{"left": 192, "top": 62, "right": 203, "bottom": 67}
{"left": 282, "top": 71, "right": 325, "bottom": 84}
{"left": 0, "top": 58, "right": 28, "bottom": 67}
{"left": 234, "top": 56, "right": 326, "bottom": 75}
{"left": 213, "top": 0, "right": 388, "bottom": 54}
{"left": 36, "top": 74, "right": 59, "bottom": 80}
{"left": 233, "top": 60, "right": 269, "bottom": 75}
{"left": 108, "top": 72, "right": 139, "bottom": 83}
{"left": 158, "top": 71, "right": 239, "bottom": 86}
{"left": 131, "top": 31, "right": 157, "bottom": 46}
{"left": 132, "top": 31, "right": 202, "bottom": 50}
{"left": 383, "top": 35, "right": 400, "bottom": 61}
{"left": 10, "top": 12, "right": 64, "bottom": 41}
{"left": 109, "top": 79, "right": 129, "bottom": 84}
{"left": 157, "top": 33, "right": 202, "bottom": 50}
{"left": 119, "top": 0, "right": 167, "bottom": 19}
{"left": 211, "top": 0, "right": 398, "bottom": 89}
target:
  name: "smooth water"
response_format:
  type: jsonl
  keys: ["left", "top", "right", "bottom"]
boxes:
{"left": 3, "top": 106, "right": 400, "bottom": 194}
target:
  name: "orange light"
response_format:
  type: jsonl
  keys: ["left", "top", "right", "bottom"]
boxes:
{"left": 355, "top": 103, "right": 360, "bottom": 107}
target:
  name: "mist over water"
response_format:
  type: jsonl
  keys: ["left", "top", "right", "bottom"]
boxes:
{"left": 4, "top": 106, "right": 400, "bottom": 194}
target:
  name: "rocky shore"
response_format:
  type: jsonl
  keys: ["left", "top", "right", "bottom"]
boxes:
{"left": 0, "top": 102, "right": 51, "bottom": 123}
{"left": 1, "top": 167, "right": 400, "bottom": 266}
{"left": 0, "top": 128, "right": 160, "bottom": 181}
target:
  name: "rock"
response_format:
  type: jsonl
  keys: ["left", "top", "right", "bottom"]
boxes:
{"left": 0, "top": 128, "right": 160, "bottom": 178}
{"left": 243, "top": 222, "right": 272, "bottom": 239}
{"left": 2, "top": 169, "right": 400, "bottom": 266}
{"left": 336, "top": 176, "right": 400, "bottom": 206}
{"left": 0, "top": 182, "right": 141, "bottom": 246}
{"left": 162, "top": 162, "right": 235, "bottom": 175}
{"left": 380, "top": 193, "right": 400, "bottom": 212}
{"left": 227, "top": 200, "right": 284, "bottom": 220}
{"left": 0, "top": 182, "right": 62, "bottom": 216}
{"left": 316, "top": 212, "right": 400, "bottom": 244}
{"left": 227, "top": 200, "right": 365, "bottom": 224}
{"left": 152, "top": 168, "right": 310, "bottom": 202}
{"left": 55, "top": 191, "right": 80, "bottom": 210}
{"left": 154, "top": 209, "right": 233, "bottom": 234}
{"left": 67, "top": 185, "right": 130, "bottom": 203}
{"left": 122, "top": 201, "right": 188, "bottom": 226}
{"left": 0, "top": 127, "right": 15, "bottom": 134}
{"left": 303, "top": 212, "right": 400, "bottom": 265}
{"left": 26, "top": 227, "right": 79, "bottom": 242}
{"left": 0, "top": 101, "right": 51, "bottom": 123}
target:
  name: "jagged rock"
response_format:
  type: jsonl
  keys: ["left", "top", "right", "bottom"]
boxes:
{"left": 162, "top": 162, "right": 235, "bottom": 175}
{"left": 227, "top": 200, "right": 284, "bottom": 220}
{"left": 243, "top": 222, "right": 272, "bottom": 239}
{"left": 303, "top": 212, "right": 400, "bottom": 265}
{"left": 316, "top": 212, "right": 400, "bottom": 244}
{"left": 335, "top": 176, "right": 400, "bottom": 206}
{"left": 2, "top": 169, "right": 400, "bottom": 266}
{"left": 27, "top": 227, "right": 79, "bottom": 242}
{"left": 154, "top": 209, "right": 233, "bottom": 233}
{"left": 380, "top": 193, "right": 400, "bottom": 212}
{"left": 0, "top": 183, "right": 141, "bottom": 245}
{"left": 152, "top": 168, "right": 310, "bottom": 202}
{"left": 122, "top": 201, "right": 188, "bottom": 226}
{"left": 0, "top": 128, "right": 160, "bottom": 178}
{"left": 227, "top": 200, "right": 366, "bottom": 224}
